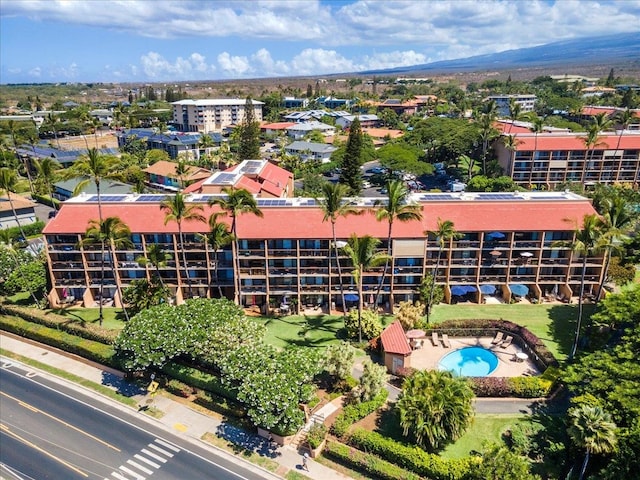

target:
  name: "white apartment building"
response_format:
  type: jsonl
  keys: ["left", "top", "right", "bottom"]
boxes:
{"left": 171, "top": 99, "right": 264, "bottom": 133}
{"left": 486, "top": 94, "right": 537, "bottom": 117}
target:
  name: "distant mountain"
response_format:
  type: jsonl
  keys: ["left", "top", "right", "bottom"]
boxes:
{"left": 361, "top": 32, "right": 640, "bottom": 75}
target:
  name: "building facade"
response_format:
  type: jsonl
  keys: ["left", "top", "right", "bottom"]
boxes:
{"left": 43, "top": 191, "right": 603, "bottom": 311}
{"left": 171, "top": 99, "right": 264, "bottom": 133}
{"left": 487, "top": 95, "right": 537, "bottom": 117}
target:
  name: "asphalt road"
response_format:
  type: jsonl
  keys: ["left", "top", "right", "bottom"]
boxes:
{"left": 0, "top": 361, "right": 271, "bottom": 480}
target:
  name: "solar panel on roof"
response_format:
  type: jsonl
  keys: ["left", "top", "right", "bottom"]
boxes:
{"left": 136, "top": 195, "right": 166, "bottom": 202}
{"left": 100, "top": 195, "right": 128, "bottom": 202}
{"left": 215, "top": 173, "right": 236, "bottom": 183}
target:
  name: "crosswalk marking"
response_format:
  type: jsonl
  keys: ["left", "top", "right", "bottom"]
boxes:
{"left": 140, "top": 448, "right": 167, "bottom": 463}
{"left": 148, "top": 443, "right": 174, "bottom": 457}
{"left": 134, "top": 453, "right": 160, "bottom": 469}
{"left": 127, "top": 459, "right": 153, "bottom": 475}
{"left": 119, "top": 465, "right": 145, "bottom": 480}
{"left": 154, "top": 439, "right": 180, "bottom": 452}
{"left": 109, "top": 472, "right": 128, "bottom": 480}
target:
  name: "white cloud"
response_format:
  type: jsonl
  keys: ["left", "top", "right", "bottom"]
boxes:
{"left": 290, "top": 49, "right": 355, "bottom": 75}
{"left": 28, "top": 67, "right": 42, "bottom": 78}
{"left": 217, "top": 52, "right": 252, "bottom": 77}
{"left": 140, "top": 51, "right": 216, "bottom": 79}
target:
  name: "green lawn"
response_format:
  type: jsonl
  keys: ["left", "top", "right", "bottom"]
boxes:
{"left": 441, "top": 414, "right": 527, "bottom": 459}
{"left": 47, "top": 306, "right": 127, "bottom": 331}
{"left": 248, "top": 314, "right": 347, "bottom": 349}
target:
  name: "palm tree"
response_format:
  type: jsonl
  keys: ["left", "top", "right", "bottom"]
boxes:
{"left": 208, "top": 187, "right": 262, "bottom": 305}
{"left": 501, "top": 135, "right": 522, "bottom": 177}
{"left": 507, "top": 98, "right": 522, "bottom": 133}
{"left": 425, "top": 219, "right": 461, "bottom": 322}
{"left": 373, "top": 180, "right": 422, "bottom": 308}
{"left": 63, "top": 147, "right": 120, "bottom": 222}
{"left": 46, "top": 113, "right": 61, "bottom": 149}
{"left": 567, "top": 405, "right": 617, "bottom": 480}
{"left": 0, "top": 168, "right": 29, "bottom": 244}
{"left": 160, "top": 193, "right": 205, "bottom": 300}
{"left": 175, "top": 159, "right": 189, "bottom": 190}
{"left": 7, "top": 119, "right": 35, "bottom": 194}
{"left": 200, "top": 212, "right": 234, "bottom": 298}
{"left": 554, "top": 214, "right": 605, "bottom": 360}
{"left": 79, "top": 217, "right": 133, "bottom": 324}
{"left": 33, "top": 157, "right": 61, "bottom": 209}
{"left": 580, "top": 114, "right": 612, "bottom": 187}
{"left": 342, "top": 234, "right": 389, "bottom": 342}
{"left": 478, "top": 113, "right": 498, "bottom": 175}
{"left": 136, "top": 243, "right": 171, "bottom": 301}
{"left": 529, "top": 116, "right": 544, "bottom": 188}
{"left": 318, "top": 182, "right": 361, "bottom": 315}
{"left": 613, "top": 108, "right": 633, "bottom": 185}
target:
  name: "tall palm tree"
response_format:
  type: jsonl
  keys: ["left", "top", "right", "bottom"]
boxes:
{"left": 160, "top": 193, "right": 205, "bottom": 300}
{"left": 613, "top": 108, "right": 633, "bottom": 185}
{"left": 318, "top": 182, "right": 361, "bottom": 315}
{"left": 507, "top": 98, "right": 522, "bottom": 133}
{"left": 208, "top": 187, "right": 262, "bottom": 305}
{"left": 175, "top": 159, "right": 189, "bottom": 190}
{"left": 46, "top": 113, "right": 61, "bottom": 149}
{"left": 79, "top": 217, "right": 133, "bottom": 324}
{"left": 478, "top": 113, "right": 498, "bottom": 175}
{"left": 33, "top": 157, "right": 61, "bottom": 209}
{"left": 580, "top": 124, "right": 607, "bottom": 189}
{"left": 529, "top": 116, "right": 544, "bottom": 188}
{"left": 567, "top": 405, "right": 617, "bottom": 480}
{"left": 136, "top": 243, "right": 171, "bottom": 300}
{"left": 425, "top": 219, "right": 461, "bottom": 322}
{"left": 594, "top": 195, "right": 632, "bottom": 301}
{"left": 63, "top": 147, "right": 120, "bottom": 222}
{"left": 200, "top": 212, "right": 234, "bottom": 298}
{"left": 373, "top": 180, "right": 422, "bottom": 308}
{"left": 555, "top": 214, "right": 605, "bottom": 360}
{"left": 0, "top": 168, "right": 28, "bottom": 242}
{"left": 501, "top": 134, "right": 522, "bottom": 177}
{"left": 7, "top": 119, "right": 35, "bottom": 194}
{"left": 342, "top": 234, "right": 389, "bottom": 342}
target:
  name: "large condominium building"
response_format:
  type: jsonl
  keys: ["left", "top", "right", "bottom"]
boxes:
{"left": 43, "top": 191, "right": 603, "bottom": 312}
{"left": 171, "top": 99, "right": 264, "bottom": 133}
{"left": 495, "top": 130, "right": 640, "bottom": 189}
{"left": 487, "top": 95, "right": 537, "bottom": 117}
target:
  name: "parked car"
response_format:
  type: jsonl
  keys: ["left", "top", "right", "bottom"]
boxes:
{"left": 362, "top": 180, "right": 372, "bottom": 189}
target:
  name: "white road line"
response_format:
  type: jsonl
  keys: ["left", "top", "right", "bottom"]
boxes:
{"left": 148, "top": 443, "right": 173, "bottom": 458}
{"left": 134, "top": 453, "right": 160, "bottom": 469}
{"left": 119, "top": 465, "right": 145, "bottom": 480}
{"left": 127, "top": 459, "right": 153, "bottom": 475}
{"left": 110, "top": 472, "right": 128, "bottom": 480}
{"left": 154, "top": 439, "right": 180, "bottom": 452}
{"left": 140, "top": 448, "right": 167, "bottom": 463}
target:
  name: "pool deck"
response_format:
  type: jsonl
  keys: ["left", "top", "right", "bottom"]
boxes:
{"left": 408, "top": 336, "right": 539, "bottom": 377}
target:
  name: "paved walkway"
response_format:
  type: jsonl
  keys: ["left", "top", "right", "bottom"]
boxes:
{"left": 0, "top": 333, "right": 352, "bottom": 480}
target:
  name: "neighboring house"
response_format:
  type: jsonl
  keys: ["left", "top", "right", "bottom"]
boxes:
{"left": 52, "top": 177, "right": 134, "bottom": 201}
{"left": 380, "top": 321, "right": 412, "bottom": 374}
{"left": 171, "top": 99, "right": 264, "bottom": 133}
{"left": 282, "top": 97, "right": 309, "bottom": 109}
{"left": 361, "top": 127, "right": 405, "bottom": 146}
{"left": 286, "top": 121, "right": 336, "bottom": 140}
{"left": 486, "top": 95, "right": 537, "bottom": 117}
{"left": 335, "top": 114, "right": 379, "bottom": 129}
{"left": 283, "top": 110, "right": 330, "bottom": 123}
{"left": 143, "top": 160, "right": 212, "bottom": 191}
{"left": 316, "top": 96, "right": 352, "bottom": 109}
{"left": 15, "top": 145, "right": 120, "bottom": 169}
{"left": 0, "top": 195, "right": 37, "bottom": 230}
{"left": 284, "top": 141, "right": 337, "bottom": 163}
{"left": 261, "top": 122, "right": 297, "bottom": 136}
{"left": 374, "top": 98, "right": 420, "bottom": 116}
{"left": 118, "top": 129, "right": 222, "bottom": 160}
{"left": 185, "top": 159, "right": 293, "bottom": 199}
{"left": 89, "top": 109, "right": 114, "bottom": 126}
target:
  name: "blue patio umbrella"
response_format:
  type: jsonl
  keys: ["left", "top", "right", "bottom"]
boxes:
{"left": 344, "top": 293, "right": 359, "bottom": 302}
{"left": 487, "top": 231, "right": 506, "bottom": 239}
{"left": 480, "top": 284, "right": 497, "bottom": 295}
{"left": 464, "top": 285, "right": 478, "bottom": 293}
{"left": 451, "top": 286, "right": 468, "bottom": 296}
{"left": 509, "top": 284, "right": 529, "bottom": 297}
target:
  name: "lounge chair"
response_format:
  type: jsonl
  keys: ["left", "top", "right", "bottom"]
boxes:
{"left": 491, "top": 331, "right": 504, "bottom": 345}
{"left": 432, "top": 331, "right": 440, "bottom": 347}
{"left": 442, "top": 334, "right": 451, "bottom": 348}
{"left": 500, "top": 335, "right": 513, "bottom": 348}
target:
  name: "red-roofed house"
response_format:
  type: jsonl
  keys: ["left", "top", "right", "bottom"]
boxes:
{"left": 380, "top": 321, "right": 412, "bottom": 373}
{"left": 261, "top": 122, "right": 296, "bottom": 136}
{"left": 43, "top": 191, "right": 602, "bottom": 313}
{"left": 143, "top": 160, "right": 212, "bottom": 191}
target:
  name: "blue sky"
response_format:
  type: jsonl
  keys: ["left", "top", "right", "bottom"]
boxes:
{"left": 1, "top": 0, "right": 639, "bottom": 84}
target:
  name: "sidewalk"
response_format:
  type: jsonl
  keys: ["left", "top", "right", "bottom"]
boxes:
{"left": 0, "top": 332, "right": 352, "bottom": 480}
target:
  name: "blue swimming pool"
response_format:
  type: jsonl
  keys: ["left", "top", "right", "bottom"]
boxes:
{"left": 438, "top": 346, "right": 499, "bottom": 377}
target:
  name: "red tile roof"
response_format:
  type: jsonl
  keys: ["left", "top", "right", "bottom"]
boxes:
{"left": 43, "top": 197, "right": 597, "bottom": 237}
{"left": 380, "top": 320, "right": 411, "bottom": 355}
{"left": 510, "top": 133, "right": 640, "bottom": 150}
{"left": 261, "top": 122, "right": 297, "bottom": 130}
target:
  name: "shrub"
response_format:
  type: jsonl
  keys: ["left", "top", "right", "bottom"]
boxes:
{"left": 161, "top": 362, "right": 237, "bottom": 401}
{"left": 165, "top": 379, "right": 193, "bottom": 397}
{"left": 307, "top": 422, "right": 327, "bottom": 449}
{"left": 324, "top": 440, "right": 421, "bottom": 480}
{"left": 470, "top": 377, "right": 512, "bottom": 397}
{"left": 344, "top": 309, "right": 383, "bottom": 340}
{"left": 331, "top": 389, "right": 388, "bottom": 438}
{"left": 0, "top": 220, "right": 45, "bottom": 241}
{"left": 507, "top": 376, "right": 553, "bottom": 398}
{"left": 346, "top": 428, "right": 477, "bottom": 480}
{"left": 193, "top": 390, "right": 247, "bottom": 418}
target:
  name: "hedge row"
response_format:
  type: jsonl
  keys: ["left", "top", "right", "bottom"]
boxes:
{"left": 0, "top": 304, "right": 118, "bottom": 345}
{"left": 324, "top": 440, "right": 421, "bottom": 480}
{"left": 330, "top": 389, "right": 388, "bottom": 438}
{"left": 471, "top": 375, "right": 555, "bottom": 398}
{"left": 161, "top": 361, "right": 238, "bottom": 401}
{"left": 347, "top": 428, "right": 478, "bottom": 480}
{"left": 1, "top": 220, "right": 45, "bottom": 240}
{"left": 31, "top": 193, "right": 60, "bottom": 209}
{"left": 429, "top": 318, "right": 558, "bottom": 368}
{"left": 0, "top": 314, "right": 117, "bottom": 367}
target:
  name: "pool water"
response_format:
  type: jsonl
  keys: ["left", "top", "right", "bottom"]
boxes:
{"left": 438, "top": 346, "right": 499, "bottom": 377}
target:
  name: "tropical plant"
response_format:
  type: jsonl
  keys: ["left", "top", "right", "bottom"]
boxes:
{"left": 342, "top": 234, "right": 389, "bottom": 342}
{"left": 200, "top": 212, "right": 234, "bottom": 298}
{"left": 122, "top": 278, "right": 170, "bottom": 316}
{"left": 0, "top": 167, "right": 28, "bottom": 242}
{"left": 160, "top": 193, "right": 205, "bottom": 300}
{"left": 208, "top": 187, "right": 262, "bottom": 305}
{"left": 324, "top": 341, "right": 356, "bottom": 386}
{"left": 317, "top": 182, "right": 361, "bottom": 316}
{"left": 554, "top": 214, "right": 605, "bottom": 359}
{"left": 79, "top": 216, "right": 133, "bottom": 324}
{"left": 425, "top": 219, "right": 461, "bottom": 322}
{"left": 343, "top": 308, "right": 383, "bottom": 341}
{"left": 507, "top": 97, "right": 522, "bottom": 133}
{"left": 33, "top": 157, "right": 61, "bottom": 207}
{"left": 395, "top": 300, "right": 425, "bottom": 330}
{"left": 470, "top": 443, "right": 540, "bottom": 480}
{"left": 136, "top": 243, "right": 172, "bottom": 300}
{"left": 357, "top": 360, "right": 387, "bottom": 403}
{"left": 373, "top": 179, "right": 422, "bottom": 308}
{"left": 529, "top": 116, "right": 544, "bottom": 186}
{"left": 567, "top": 405, "right": 617, "bottom": 480}
{"left": 396, "top": 369, "right": 474, "bottom": 451}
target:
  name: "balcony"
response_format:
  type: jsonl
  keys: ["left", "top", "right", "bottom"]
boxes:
{"left": 239, "top": 268, "right": 267, "bottom": 276}
{"left": 453, "top": 241, "right": 480, "bottom": 249}
{"left": 238, "top": 250, "right": 265, "bottom": 258}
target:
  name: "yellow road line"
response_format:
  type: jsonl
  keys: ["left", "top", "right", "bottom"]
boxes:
{"left": 0, "top": 424, "right": 89, "bottom": 478}
{"left": 1, "top": 391, "right": 120, "bottom": 451}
